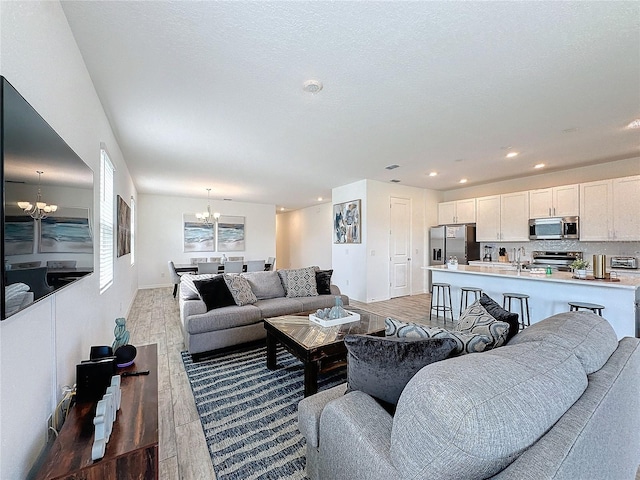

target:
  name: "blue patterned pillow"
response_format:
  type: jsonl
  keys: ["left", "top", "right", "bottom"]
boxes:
{"left": 385, "top": 317, "right": 492, "bottom": 354}
{"left": 456, "top": 300, "right": 510, "bottom": 349}
{"left": 223, "top": 274, "right": 257, "bottom": 306}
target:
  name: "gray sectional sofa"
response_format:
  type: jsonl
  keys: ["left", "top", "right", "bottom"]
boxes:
{"left": 179, "top": 269, "right": 348, "bottom": 356}
{"left": 298, "top": 311, "right": 640, "bottom": 479}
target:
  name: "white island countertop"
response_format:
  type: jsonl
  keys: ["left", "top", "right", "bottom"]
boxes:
{"left": 427, "top": 264, "right": 640, "bottom": 339}
{"left": 428, "top": 264, "right": 640, "bottom": 290}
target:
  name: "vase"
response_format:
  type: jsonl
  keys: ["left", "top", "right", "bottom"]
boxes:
{"left": 577, "top": 269, "right": 587, "bottom": 279}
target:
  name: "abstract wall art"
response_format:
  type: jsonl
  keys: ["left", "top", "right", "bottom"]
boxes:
{"left": 333, "top": 199, "right": 361, "bottom": 244}
{"left": 117, "top": 195, "right": 131, "bottom": 257}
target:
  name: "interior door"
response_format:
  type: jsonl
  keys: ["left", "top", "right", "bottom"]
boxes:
{"left": 389, "top": 197, "right": 411, "bottom": 298}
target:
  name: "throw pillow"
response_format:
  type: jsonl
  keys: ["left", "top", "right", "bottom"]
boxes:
{"left": 180, "top": 273, "right": 219, "bottom": 300}
{"left": 223, "top": 273, "right": 258, "bottom": 306}
{"left": 344, "top": 334, "right": 457, "bottom": 412}
{"left": 479, "top": 293, "right": 520, "bottom": 342}
{"left": 385, "top": 317, "right": 493, "bottom": 354}
{"left": 456, "top": 300, "right": 510, "bottom": 349}
{"left": 282, "top": 267, "right": 319, "bottom": 298}
{"left": 193, "top": 276, "right": 236, "bottom": 311}
{"left": 241, "top": 271, "right": 285, "bottom": 299}
{"left": 314, "top": 269, "right": 333, "bottom": 295}
{"left": 5, "top": 282, "right": 31, "bottom": 312}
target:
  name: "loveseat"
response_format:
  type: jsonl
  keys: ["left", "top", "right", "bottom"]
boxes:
{"left": 298, "top": 311, "right": 640, "bottom": 479}
{"left": 179, "top": 267, "right": 349, "bottom": 356}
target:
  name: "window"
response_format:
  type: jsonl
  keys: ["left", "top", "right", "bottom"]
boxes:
{"left": 100, "top": 148, "right": 115, "bottom": 292}
{"left": 130, "top": 196, "right": 135, "bottom": 266}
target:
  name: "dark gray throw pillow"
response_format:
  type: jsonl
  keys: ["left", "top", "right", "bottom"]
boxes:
{"left": 315, "top": 269, "right": 333, "bottom": 295}
{"left": 479, "top": 293, "right": 520, "bottom": 342}
{"left": 193, "top": 276, "right": 236, "bottom": 311}
{"left": 344, "top": 334, "right": 457, "bottom": 412}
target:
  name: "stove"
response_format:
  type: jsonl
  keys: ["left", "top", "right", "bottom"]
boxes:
{"left": 531, "top": 251, "right": 583, "bottom": 271}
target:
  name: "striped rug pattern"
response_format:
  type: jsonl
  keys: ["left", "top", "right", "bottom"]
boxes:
{"left": 181, "top": 344, "right": 346, "bottom": 480}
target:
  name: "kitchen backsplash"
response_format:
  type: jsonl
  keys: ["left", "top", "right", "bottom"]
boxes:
{"left": 479, "top": 240, "right": 640, "bottom": 264}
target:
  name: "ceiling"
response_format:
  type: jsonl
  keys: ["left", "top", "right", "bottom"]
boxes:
{"left": 60, "top": 1, "right": 640, "bottom": 211}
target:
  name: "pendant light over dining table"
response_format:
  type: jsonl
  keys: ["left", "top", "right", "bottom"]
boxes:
{"left": 17, "top": 170, "right": 58, "bottom": 220}
{"left": 196, "top": 188, "right": 220, "bottom": 225}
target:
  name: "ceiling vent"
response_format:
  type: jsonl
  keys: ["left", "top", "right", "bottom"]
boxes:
{"left": 385, "top": 164, "right": 400, "bottom": 170}
{"left": 390, "top": 179, "right": 401, "bottom": 183}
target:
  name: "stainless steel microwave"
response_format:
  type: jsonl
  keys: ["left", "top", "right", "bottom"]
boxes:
{"left": 529, "top": 216, "right": 579, "bottom": 240}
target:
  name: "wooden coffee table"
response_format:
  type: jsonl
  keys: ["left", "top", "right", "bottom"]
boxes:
{"left": 264, "top": 308, "right": 385, "bottom": 397}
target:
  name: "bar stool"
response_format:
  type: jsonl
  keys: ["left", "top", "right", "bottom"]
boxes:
{"left": 430, "top": 283, "right": 454, "bottom": 324}
{"left": 502, "top": 293, "right": 531, "bottom": 330}
{"left": 568, "top": 302, "right": 605, "bottom": 316}
{"left": 460, "top": 287, "right": 483, "bottom": 315}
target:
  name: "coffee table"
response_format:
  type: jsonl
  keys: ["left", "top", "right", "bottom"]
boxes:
{"left": 263, "top": 308, "right": 386, "bottom": 397}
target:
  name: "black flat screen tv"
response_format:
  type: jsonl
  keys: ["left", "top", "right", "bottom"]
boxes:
{"left": 1, "top": 76, "right": 94, "bottom": 319}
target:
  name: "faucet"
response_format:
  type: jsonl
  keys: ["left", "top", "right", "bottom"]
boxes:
{"left": 514, "top": 247, "right": 526, "bottom": 272}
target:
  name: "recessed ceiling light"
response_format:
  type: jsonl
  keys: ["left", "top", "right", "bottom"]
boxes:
{"left": 303, "top": 80, "right": 323, "bottom": 93}
{"left": 626, "top": 119, "right": 640, "bottom": 129}
{"left": 385, "top": 164, "right": 400, "bottom": 170}
{"left": 534, "top": 163, "right": 545, "bottom": 169}
{"left": 506, "top": 152, "right": 519, "bottom": 158}
{"left": 317, "top": 197, "right": 323, "bottom": 201}
{"left": 280, "top": 207, "right": 285, "bottom": 211}
{"left": 428, "top": 172, "right": 438, "bottom": 177}
{"left": 459, "top": 178, "right": 468, "bottom": 184}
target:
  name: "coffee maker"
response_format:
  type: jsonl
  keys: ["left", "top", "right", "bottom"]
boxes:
{"left": 483, "top": 245, "right": 493, "bottom": 262}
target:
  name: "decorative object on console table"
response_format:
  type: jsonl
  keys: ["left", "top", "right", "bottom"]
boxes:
{"left": 333, "top": 199, "right": 361, "bottom": 244}
{"left": 35, "top": 344, "right": 158, "bottom": 480}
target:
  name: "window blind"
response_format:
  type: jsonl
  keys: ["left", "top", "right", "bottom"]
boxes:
{"left": 100, "top": 149, "right": 115, "bottom": 292}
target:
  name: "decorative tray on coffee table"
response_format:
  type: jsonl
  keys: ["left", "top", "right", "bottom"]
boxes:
{"left": 309, "top": 310, "right": 361, "bottom": 327}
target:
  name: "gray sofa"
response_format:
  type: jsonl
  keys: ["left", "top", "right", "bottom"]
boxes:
{"left": 179, "top": 269, "right": 349, "bottom": 356}
{"left": 298, "top": 311, "right": 640, "bottom": 479}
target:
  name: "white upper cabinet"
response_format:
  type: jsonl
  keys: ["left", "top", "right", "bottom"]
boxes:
{"left": 437, "top": 198, "right": 476, "bottom": 225}
{"left": 476, "top": 192, "right": 528, "bottom": 242}
{"left": 529, "top": 184, "right": 579, "bottom": 218}
{"left": 580, "top": 175, "right": 640, "bottom": 241}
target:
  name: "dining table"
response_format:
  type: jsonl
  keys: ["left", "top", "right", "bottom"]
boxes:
{"left": 174, "top": 262, "right": 272, "bottom": 273}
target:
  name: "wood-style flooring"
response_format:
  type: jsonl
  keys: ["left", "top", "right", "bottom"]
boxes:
{"left": 126, "top": 288, "right": 439, "bottom": 480}
{"left": 127, "top": 288, "right": 640, "bottom": 480}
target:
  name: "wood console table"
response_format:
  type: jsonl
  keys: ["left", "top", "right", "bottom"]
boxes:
{"left": 35, "top": 344, "right": 159, "bottom": 480}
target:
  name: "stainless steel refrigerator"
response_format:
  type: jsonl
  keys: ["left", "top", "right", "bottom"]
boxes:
{"left": 430, "top": 224, "right": 480, "bottom": 266}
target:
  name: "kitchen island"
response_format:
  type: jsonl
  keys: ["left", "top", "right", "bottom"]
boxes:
{"left": 428, "top": 265, "right": 640, "bottom": 339}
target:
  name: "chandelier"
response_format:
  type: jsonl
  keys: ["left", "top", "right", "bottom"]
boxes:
{"left": 17, "top": 171, "right": 58, "bottom": 220}
{"left": 195, "top": 188, "right": 220, "bottom": 225}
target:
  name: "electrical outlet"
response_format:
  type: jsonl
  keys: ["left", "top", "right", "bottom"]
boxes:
{"left": 160, "top": 272, "right": 165, "bottom": 278}
{"left": 345, "top": 279, "right": 349, "bottom": 286}
{"left": 46, "top": 414, "right": 55, "bottom": 443}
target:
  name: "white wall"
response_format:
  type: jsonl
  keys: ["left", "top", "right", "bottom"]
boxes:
{"left": 137, "top": 194, "right": 276, "bottom": 288}
{"left": 441, "top": 157, "right": 640, "bottom": 202}
{"left": 332, "top": 179, "right": 441, "bottom": 303}
{"left": 0, "top": 2, "right": 138, "bottom": 478}
{"left": 275, "top": 203, "right": 332, "bottom": 270}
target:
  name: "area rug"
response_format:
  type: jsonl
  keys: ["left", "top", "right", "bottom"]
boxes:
{"left": 181, "top": 344, "right": 346, "bottom": 480}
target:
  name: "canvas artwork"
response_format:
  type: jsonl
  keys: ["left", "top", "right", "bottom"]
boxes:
{"left": 217, "top": 216, "right": 245, "bottom": 252}
{"left": 183, "top": 214, "right": 214, "bottom": 252}
{"left": 5, "top": 216, "right": 35, "bottom": 255}
{"left": 39, "top": 207, "right": 93, "bottom": 254}
{"left": 117, "top": 195, "right": 131, "bottom": 257}
{"left": 333, "top": 199, "right": 361, "bottom": 244}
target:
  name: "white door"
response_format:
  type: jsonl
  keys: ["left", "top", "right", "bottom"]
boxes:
{"left": 389, "top": 197, "right": 411, "bottom": 298}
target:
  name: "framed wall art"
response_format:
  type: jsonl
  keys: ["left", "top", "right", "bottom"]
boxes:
{"left": 183, "top": 214, "right": 215, "bottom": 252}
{"left": 217, "top": 216, "right": 245, "bottom": 252}
{"left": 117, "top": 195, "right": 131, "bottom": 257}
{"left": 333, "top": 199, "right": 361, "bottom": 244}
{"left": 39, "top": 207, "right": 93, "bottom": 254}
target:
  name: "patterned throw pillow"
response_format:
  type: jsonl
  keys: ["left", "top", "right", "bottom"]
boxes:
{"left": 385, "top": 317, "right": 492, "bottom": 355}
{"left": 5, "top": 282, "right": 30, "bottom": 311}
{"left": 456, "top": 300, "right": 510, "bottom": 349}
{"left": 281, "top": 267, "right": 318, "bottom": 298}
{"left": 223, "top": 274, "right": 257, "bottom": 306}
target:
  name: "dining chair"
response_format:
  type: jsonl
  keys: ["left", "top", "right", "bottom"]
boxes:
{"left": 227, "top": 256, "right": 244, "bottom": 262}
{"left": 168, "top": 261, "right": 182, "bottom": 298}
{"left": 266, "top": 257, "right": 276, "bottom": 271}
{"left": 223, "top": 261, "right": 243, "bottom": 273}
{"left": 209, "top": 257, "right": 222, "bottom": 263}
{"left": 46, "top": 260, "right": 77, "bottom": 269}
{"left": 245, "top": 260, "right": 265, "bottom": 272}
{"left": 190, "top": 257, "right": 207, "bottom": 265}
{"left": 198, "top": 262, "right": 221, "bottom": 274}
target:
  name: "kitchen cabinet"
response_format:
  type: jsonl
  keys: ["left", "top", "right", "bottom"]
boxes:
{"left": 476, "top": 192, "right": 529, "bottom": 242}
{"left": 529, "top": 184, "right": 579, "bottom": 218}
{"left": 437, "top": 198, "right": 476, "bottom": 224}
{"left": 580, "top": 175, "right": 640, "bottom": 241}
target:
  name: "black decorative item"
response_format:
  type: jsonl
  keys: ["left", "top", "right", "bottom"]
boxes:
{"left": 115, "top": 344, "right": 137, "bottom": 368}
{"left": 89, "top": 345, "right": 113, "bottom": 360}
